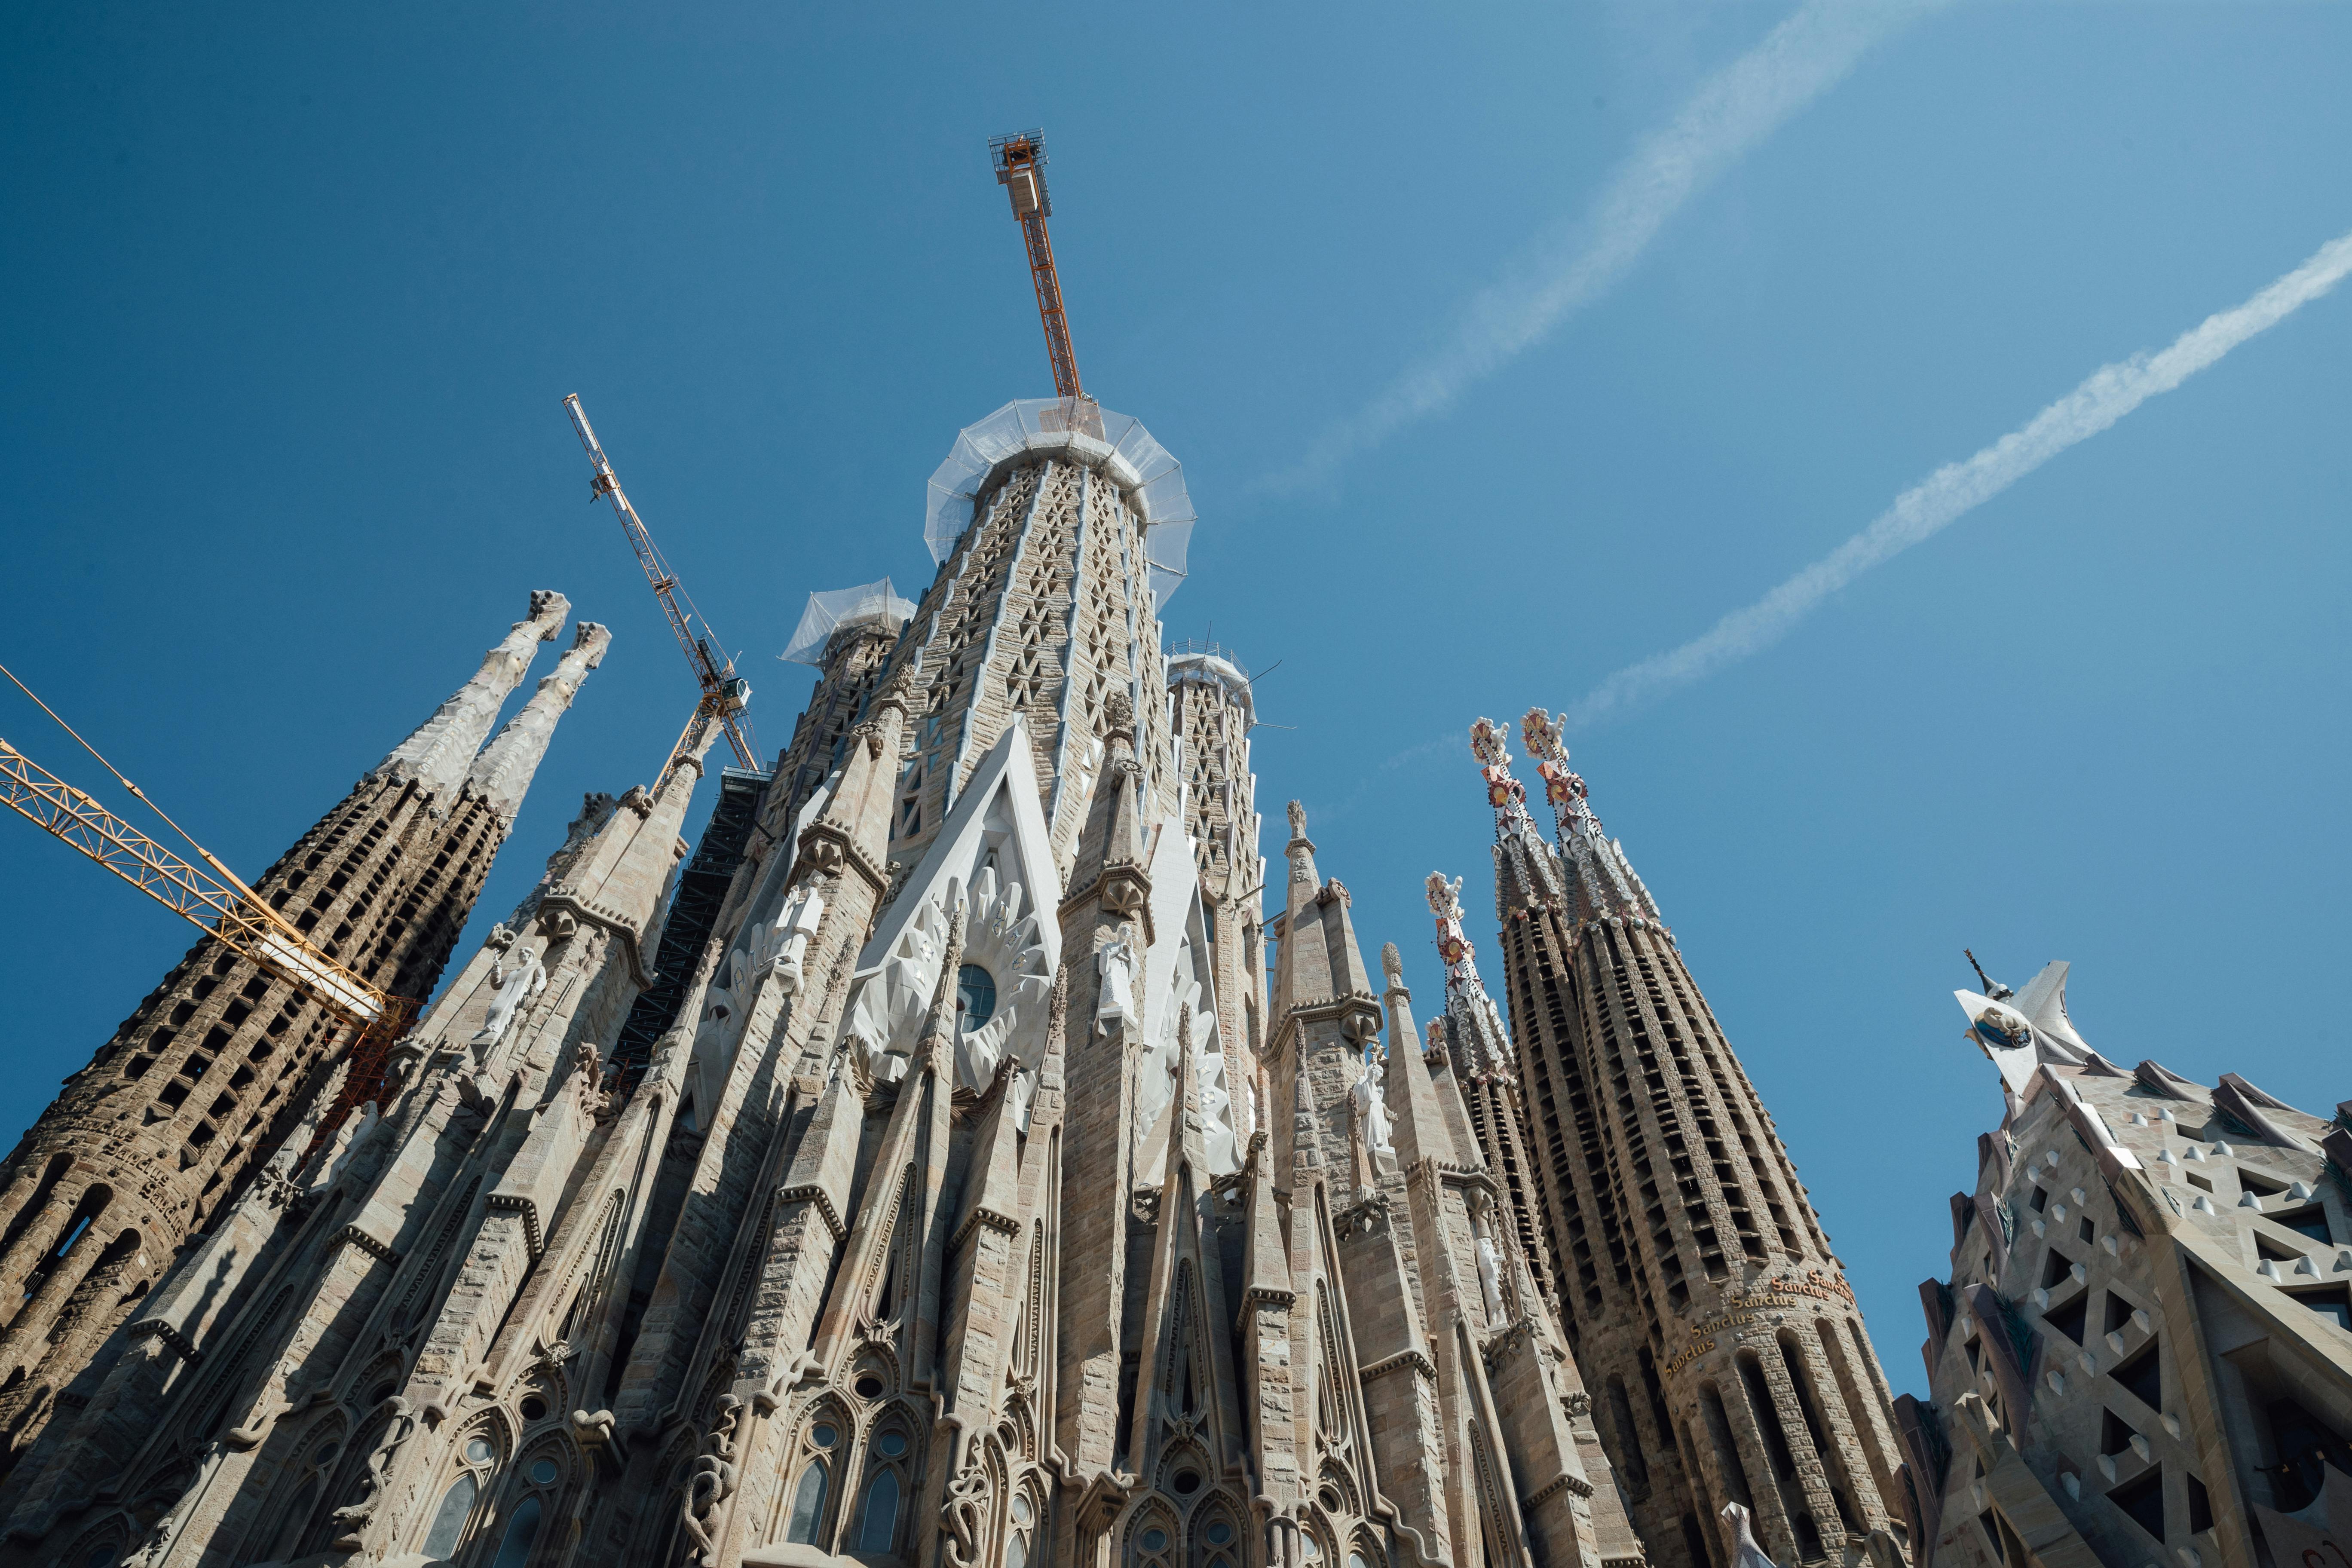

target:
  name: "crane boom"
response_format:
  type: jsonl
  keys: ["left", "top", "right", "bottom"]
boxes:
{"left": 0, "top": 734, "right": 415, "bottom": 1151}
{"left": 990, "top": 132, "right": 1084, "bottom": 402}
{"left": 563, "top": 394, "right": 758, "bottom": 777}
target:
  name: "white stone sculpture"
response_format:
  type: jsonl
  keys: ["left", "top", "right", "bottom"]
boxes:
{"left": 1477, "top": 1232, "right": 1507, "bottom": 1323}
{"left": 1096, "top": 935, "right": 1137, "bottom": 1037}
{"left": 472, "top": 945, "right": 547, "bottom": 1054}
{"left": 1133, "top": 938, "right": 1243, "bottom": 1177}
{"left": 1350, "top": 1045, "right": 1394, "bottom": 1163}
{"left": 768, "top": 882, "right": 826, "bottom": 994}
{"left": 846, "top": 897, "right": 951, "bottom": 1084}
{"left": 950, "top": 866, "right": 1051, "bottom": 1095}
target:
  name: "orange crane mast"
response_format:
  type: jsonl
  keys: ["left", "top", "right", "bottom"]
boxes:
{"left": 563, "top": 394, "right": 759, "bottom": 779}
{"left": 991, "top": 131, "right": 1085, "bottom": 403}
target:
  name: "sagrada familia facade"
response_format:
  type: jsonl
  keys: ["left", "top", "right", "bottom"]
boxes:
{"left": 0, "top": 392, "right": 1927, "bottom": 1568}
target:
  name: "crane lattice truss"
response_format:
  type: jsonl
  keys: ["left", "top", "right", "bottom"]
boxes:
{"left": 564, "top": 394, "right": 759, "bottom": 778}
{"left": 0, "top": 736, "right": 415, "bottom": 1149}
{"left": 991, "top": 131, "right": 1085, "bottom": 403}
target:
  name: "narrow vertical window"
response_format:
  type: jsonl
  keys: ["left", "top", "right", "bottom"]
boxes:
{"left": 787, "top": 1460, "right": 830, "bottom": 1545}
{"left": 420, "top": 1472, "right": 479, "bottom": 1562}
{"left": 856, "top": 1468, "right": 900, "bottom": 1553}
{"left": 489, "top": 1496, "right": 542, "bottom": 1568}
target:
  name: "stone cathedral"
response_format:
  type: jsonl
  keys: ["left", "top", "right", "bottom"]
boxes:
{"left": 0, "top": 395, "right": 1916, "bottom": 1568}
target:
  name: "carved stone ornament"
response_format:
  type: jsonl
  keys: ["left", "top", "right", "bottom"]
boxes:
{"left": 472, "top": 944, "right": 548, "bottom": 1053}
{"left": 1096, "top": 936, "right": 1139, "bottom": 1038}
{"left": 680, "top": 1393, "right": 744, "bottom": 1563}
{"left": 330, "top": 1396, "right": 417, "bottom": 1547}
{"left": 1349, "top": 1047, "right": 1393, "bottom": 1161}
{"left": 940, "top": 1432, "right": 992, "bottom": 1568}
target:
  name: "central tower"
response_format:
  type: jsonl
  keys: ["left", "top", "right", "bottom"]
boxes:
{"left": 885, "top": 398, "right": 1192, "bottom": 880}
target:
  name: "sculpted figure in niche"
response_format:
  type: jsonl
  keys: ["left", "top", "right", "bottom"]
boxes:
{"left": 473, "top": 944, "right": 548, "bottom": 1054}
{"left": 1096, "top": 935, "right": 1137, "bottom": 1037}
{"left": 1469, "top": 1194, "right": 1509, "bottom": 1321}
{"left": 1477, "top": 1233, "right": 1507, "bottom": 1323}
{"left": 1350, "top": 1044, "right": 1393, "bottom": 1162}
{"left": 769, "top": 882, "right": 827, "bottom": 994}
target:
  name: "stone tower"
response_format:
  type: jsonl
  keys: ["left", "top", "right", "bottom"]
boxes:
{"left": 1475, "top": 710, "right": 1910, "bottom": 1568}
{"left": 771, "top": 579, "right": 915, "bottom": 837}
{"left": 1168, "top": 643, "right": 1265, "bottom": 1101}
{"left": 0, "top": 592, "right": 596, "bottom": 1471}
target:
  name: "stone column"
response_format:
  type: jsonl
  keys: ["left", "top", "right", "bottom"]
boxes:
{"left": 376, "top": 590, "right": 570, "bottom": 799}
{"left": 465, "top": 620, "right": 611, "bottom": 821}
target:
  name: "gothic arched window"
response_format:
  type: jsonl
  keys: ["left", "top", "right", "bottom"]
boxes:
{"left": 420, "top": 1472, "right": 479, "bottom": 1563}
{"left": 420, "top": 1430, "right": 501, "bottom": 1564}
{"left": 854, "top": 1468, "right": 900, "bottom": 1553}
{"left": 488, "top": 1495, "right": 542, "bottom": 1568}
{"left": 1130, "top": 1516, "right": 1176, "bottom": 1568}
{"left": 1006, "top": 1487, "right": 1038, "bottom": 1568}
{"left": 787, "top": 1460, "right": 830, "bottom": 1545}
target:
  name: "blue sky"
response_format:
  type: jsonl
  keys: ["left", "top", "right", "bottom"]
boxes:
{"left": 5, "top": 3, "right": 2349, "bottom": 1399}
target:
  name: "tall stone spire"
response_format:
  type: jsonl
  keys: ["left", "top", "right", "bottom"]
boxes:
{"left": 1424, "top": 870, "right": 1553, "bottom": 1302}
{"left": 0, "top": 591, "right": 581, "bottom": 1475}
{"left": 465, "top": 620, "right": 611, "bottom": 821}
{"left": 375, "top": 589, "right": 570, "bottom": 800}
{"left": 1478, "top": 713, "right": 1911, "bottom": 1568}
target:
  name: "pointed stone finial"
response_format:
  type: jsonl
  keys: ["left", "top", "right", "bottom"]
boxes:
{"left": 1379, "top": 942, "right": 1404, "bottom": 991}
{"left": 1427, "top": 868, "right": 1514, "bottom": 1082}
{"left": 1103, "top": 688, "right": 1135, "bottom": 738}
{"left": 1283, "top": 800, "right": 1317, "bottom": 888}
{"left": 1172, "top": 1001, "right": 1203, "bottom": 1170}
{"left": 1520, "top": 706, "right": 1592, "bottom": 839}
{"left": 1469, "top": 718, "right": 1537, "bottom": 839}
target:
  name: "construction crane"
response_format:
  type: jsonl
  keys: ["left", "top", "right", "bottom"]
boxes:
{"left": 563, "top": 394, "right": 758, "bottom": 779}
{"left": 0, "top": 670, "right": 414, "bottom": 1155}
{"left": 990, "top": 131, "right": 1086, "bottom": 403}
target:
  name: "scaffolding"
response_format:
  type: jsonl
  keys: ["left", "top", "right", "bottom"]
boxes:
{"left": 779, "top": 579, "right": 916, "bottom": 668}
{"left": 923, "top": 398, "right": 1194, "bottom": 602}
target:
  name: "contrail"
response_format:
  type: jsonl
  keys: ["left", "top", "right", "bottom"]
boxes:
{"left": 1569, "top": 225, "right": 2352, "bottom": 729}
{"left": 1262, "top": 0, "right": 1939, "bottom": 495}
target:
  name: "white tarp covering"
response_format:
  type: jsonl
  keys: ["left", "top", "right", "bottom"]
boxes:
{"left": 923, "top": 398, "right": 1195, "bottom": 602}
{"left": 779, "top": 578, "right": 915, "bottom": 668}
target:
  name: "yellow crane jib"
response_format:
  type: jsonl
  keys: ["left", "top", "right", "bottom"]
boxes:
{"left": 0, "top": 732, "right": 416, "bottom": 1155}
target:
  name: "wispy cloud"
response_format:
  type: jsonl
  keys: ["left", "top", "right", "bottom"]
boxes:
{"left": 1568, "top": 226, "right": 2352, "bottom": 729}
{"left": 1261, "top": 0, "right": 1936, "bottom": 495}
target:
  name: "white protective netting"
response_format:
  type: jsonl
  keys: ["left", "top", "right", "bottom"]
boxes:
{"left": 923, "top": 398, "right": 1195, "bottom": 603}
{"left": 779, "top": 578, "right": 916, "bottom": 667}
